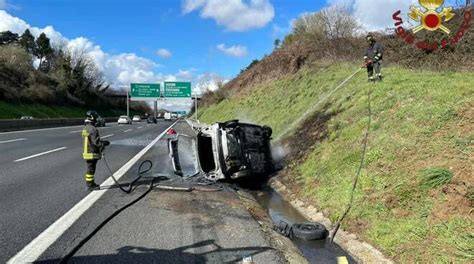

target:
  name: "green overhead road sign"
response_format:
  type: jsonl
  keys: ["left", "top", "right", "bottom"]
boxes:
{"left": 130, "top": 83, "right": 160, "bottom": 100}
{"left": 164, "top": 82, "right": 191, "bottom": 98}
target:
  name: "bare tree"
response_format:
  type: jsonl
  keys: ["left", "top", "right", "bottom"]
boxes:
{"left": 293, "top": 5, "right": 359, "bottom": 40}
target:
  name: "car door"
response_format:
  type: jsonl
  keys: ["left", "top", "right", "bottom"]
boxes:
{"left": 168, "top": 134, "right": 201, "bottom": 177}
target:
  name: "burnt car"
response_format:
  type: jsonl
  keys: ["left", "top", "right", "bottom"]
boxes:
{"left": 169, "top": 120, "right": 274, "bottom": 181}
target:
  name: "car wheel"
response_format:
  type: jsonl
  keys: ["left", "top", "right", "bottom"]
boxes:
{"left": 224, "top": 119, "right": 239, "bottom": 127}
{"left": 263, "top": 125, "right": 273, "bottom": 138}
{"left": 292, "top": 222, "right": 327, "bottom": 241}
{"left": 231, "top": 170, "right": 252, "bottom": 179}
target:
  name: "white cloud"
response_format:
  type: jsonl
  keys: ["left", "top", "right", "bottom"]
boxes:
{"left": 327, "top": 0, "right": 419, "bottom": 31}
{"left": 177, "top": 69, "right": 194, "bottom": 80}
{"left": 156, "top": 48, "right": 172, "bottom": 58}
{"left": 183, "top": 0, "right": 274, "bottom": 31}
{"left": 216, "top": 43, "right": 248, "bottom": 57}
{"left": 195, "top": 72, "right": 228, "bottom": 93}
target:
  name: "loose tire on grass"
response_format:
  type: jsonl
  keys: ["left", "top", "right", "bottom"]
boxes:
{"left": 292, "top": 222, "right": 327, "bottom": 240}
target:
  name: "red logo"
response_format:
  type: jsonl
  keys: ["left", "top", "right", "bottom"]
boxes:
{"left": 393, "top": 0, "right": 471, "bottom": 50}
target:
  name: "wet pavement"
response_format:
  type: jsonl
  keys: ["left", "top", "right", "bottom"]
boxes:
{"left": 252, "top": 187, "right": 357, "bottom": 264}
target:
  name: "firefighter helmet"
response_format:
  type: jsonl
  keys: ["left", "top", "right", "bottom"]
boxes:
{"left": 366, "top": 33, "right": 375, "bottom": 43}
{"left": 85, "top": 110, "right": 99, "bottom": 124}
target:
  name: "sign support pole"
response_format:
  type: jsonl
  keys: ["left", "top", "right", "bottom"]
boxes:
{"left": 195, "top": 91, "right": 198, "bottom": 122}
{"left": 126, "top": 89, "right": 130, "bottom": 117}
{"left": 154, "top": 100, "right": 158, "bottom": 118}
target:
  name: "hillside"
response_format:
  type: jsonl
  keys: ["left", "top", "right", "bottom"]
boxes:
{"left": 196, "top": 63, "right": 473, "bottom": 262}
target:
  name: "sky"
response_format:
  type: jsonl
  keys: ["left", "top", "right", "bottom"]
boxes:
{"left": 0, "top": 0, "right": 463, "bottom": 111}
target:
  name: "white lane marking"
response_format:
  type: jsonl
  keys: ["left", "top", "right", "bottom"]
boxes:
{"left": 123, "top": 129, "right": 133, "bottom": 133}
{"left": 7, "top": 121, "right": 178, "bottom": 264}
{"left": 14, "top": 147, "right": 67, "bottom": 162}
{"left": 137, "top": 126, "right": 143, "bottom": 129}
{"left": 68, "top": 130, "right": 82, "bottom": 134}
{"left": 0, "top": 138, "right": 27, "bottom": 144}
{"left": 101, "top": 134, "right": 114, "bottom": 139}
{"left": 0, "top": 125, "right": 84, "bottom": 135}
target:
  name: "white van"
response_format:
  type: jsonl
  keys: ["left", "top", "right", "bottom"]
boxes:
{"left": 164, "top": 112, "right": 172, "bottom": 121}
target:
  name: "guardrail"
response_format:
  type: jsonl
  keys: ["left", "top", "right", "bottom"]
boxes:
{"left": 0, "top": 117, "right": 118, "bottom": 132}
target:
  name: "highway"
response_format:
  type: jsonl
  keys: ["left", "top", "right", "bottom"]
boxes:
{"left": 0, "top": 121, "right": 173, "bottom": 263}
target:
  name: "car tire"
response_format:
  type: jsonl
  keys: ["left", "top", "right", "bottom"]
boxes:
{"left": 263, "top": 125, "right": 273, "bottom": 138}
{"left": 231, "top": 170, "right": 252, "bottom": 179}
{"left": 292, "top": 222, "right": 327, "bottom": 241}
{"left": 224, "top": 119, "right": 239, "bottom": 127}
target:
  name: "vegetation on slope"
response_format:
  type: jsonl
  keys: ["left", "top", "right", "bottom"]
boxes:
{"left": 197, "top": 63, "right": 473, "bottom": 262}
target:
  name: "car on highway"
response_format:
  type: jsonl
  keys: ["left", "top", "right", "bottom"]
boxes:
{"left": 132, "top": 115, "right": 141, "bottom": 122}
{"left": 117, "top": 115, "right": 132, "bottom": 125}
{"left": 164, "top": 112, "right": 172, "bottom": 121}
{"left": 96, "top": 115, "right": 106, "bottom": 127}
{"left": 169, "top": 120, "right": 274, "bottom": 181}
{"left": 20, "top": 116, "right": 34, "bottom": 120}
{"left": 147, "top": 116, "right": 157, "bottom": 124}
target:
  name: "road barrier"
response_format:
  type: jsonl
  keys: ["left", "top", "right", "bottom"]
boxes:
{"left": 0, "top": 117, "right": 118, "bottom": 132}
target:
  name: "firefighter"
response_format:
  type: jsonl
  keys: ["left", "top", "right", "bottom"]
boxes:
{"left": 364, "top": 33, "right": 384, "bottom": 81}
{"left": 82, "top": 110, "right": 110, "bottom": 191}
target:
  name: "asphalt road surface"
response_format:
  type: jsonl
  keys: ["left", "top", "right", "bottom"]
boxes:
{"left": 0, "top": 120, "right": 173, "bottom": 263}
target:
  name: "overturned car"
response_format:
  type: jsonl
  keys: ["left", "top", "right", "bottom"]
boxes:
{"left": 169, "top": 120, "right": 274, "bottom": 181}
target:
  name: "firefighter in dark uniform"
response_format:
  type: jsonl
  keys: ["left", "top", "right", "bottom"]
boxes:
{"left": 82, "top": 110, "right": 110, "bottom": 191}
{"left": 364, "top": 33, "right": 384, "bottom": 81}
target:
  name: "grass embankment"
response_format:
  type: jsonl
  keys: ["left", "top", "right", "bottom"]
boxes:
{"left": 197, "top": 63, "right": 474, "bottom": 262}
{"left": 0, "top": 101, "right": 125, "bottom": 119}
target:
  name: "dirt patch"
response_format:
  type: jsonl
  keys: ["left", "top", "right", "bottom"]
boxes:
{"left": 429, "top": 182, "right": 473, "bottom": 225}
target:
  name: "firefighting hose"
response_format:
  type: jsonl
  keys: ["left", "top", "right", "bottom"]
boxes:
{"left": 330, "top": 85, "right": 373, "bottom": 243}
{"left": 276, "top": 67, "right": 364, "bottom": 141}
{"left": 61, "top": 146, "right": 224, "bottom": 262}
{"left": 61, "top": 156, "right": 155, "bottom": 263}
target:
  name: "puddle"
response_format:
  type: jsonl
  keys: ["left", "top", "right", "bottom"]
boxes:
{"left": 251, "top": 187, "right": 356, "bottom": 264}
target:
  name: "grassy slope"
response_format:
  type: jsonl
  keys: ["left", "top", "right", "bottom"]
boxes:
{"left": 197, "top": 64, "right": 474, "bottom": 262}
{"left": 0, "top": 101, "right": 126, "bottom": 119}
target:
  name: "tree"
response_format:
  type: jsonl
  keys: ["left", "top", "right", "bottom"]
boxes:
{"left": 292, "top": 5, "right": 358, "bottom": 40}
{"left": 19, "top": 29, "right": 36, "bottom": 54}
{"left": 35, "top": 33, "right": 53, "bottom": 68}
{"left": 274, "top": 38, "right": 281, "bottom": 49}
{"left": 0, "top": 31, "right": 20, "bottom": 45}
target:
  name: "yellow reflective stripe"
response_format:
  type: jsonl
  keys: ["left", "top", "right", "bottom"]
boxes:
{"left": 83, "top": 128, "right": 89, "bottom": 159}
{"left": 337, "top": 257, "right": 349, "bottom": 264}
{"left": 82, "top": 127, "right": 101, "bottom": 160}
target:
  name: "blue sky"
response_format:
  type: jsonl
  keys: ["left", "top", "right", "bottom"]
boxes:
{"left": 3, "top": 0, "right": 326, "bottom": 82}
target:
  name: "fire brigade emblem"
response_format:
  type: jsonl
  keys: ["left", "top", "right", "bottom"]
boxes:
{"left": 409, "top": 0, "right": 455, "bottom": 34}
